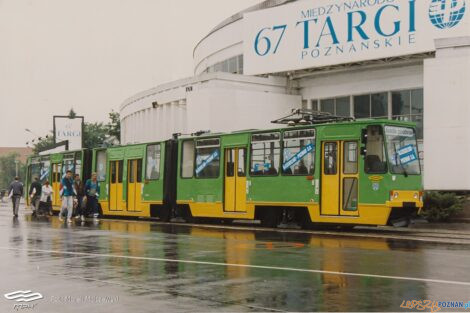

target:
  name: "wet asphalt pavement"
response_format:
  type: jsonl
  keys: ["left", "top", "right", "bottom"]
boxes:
{"left": 1, "top": 203, "right": 470, "bottom": 312}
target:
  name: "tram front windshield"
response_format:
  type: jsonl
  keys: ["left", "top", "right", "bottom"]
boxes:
{"left": 384, "top": 126, "right": 420, "bottom": 175}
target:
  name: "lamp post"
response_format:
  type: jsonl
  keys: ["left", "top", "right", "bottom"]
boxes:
{"left": 14, "top": 160, "right": 19, "bottom": 177}
{"left": 25, "top": 128, "right": 40, "bottom": 137}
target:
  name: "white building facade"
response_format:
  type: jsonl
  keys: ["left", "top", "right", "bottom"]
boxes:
{"left": 120, "top": 0, "right": 470, "bottom": 190}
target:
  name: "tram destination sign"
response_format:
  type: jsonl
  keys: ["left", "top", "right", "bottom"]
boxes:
{"left": 243, "top": 0, "right": 470, "bottom": 75}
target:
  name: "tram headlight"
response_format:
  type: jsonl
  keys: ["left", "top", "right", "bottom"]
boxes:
{"left": 413, "top": 193, "right": 419, "bottom": 199}
{"left": 390, "top": 191, "right": 399, "bottom": 201}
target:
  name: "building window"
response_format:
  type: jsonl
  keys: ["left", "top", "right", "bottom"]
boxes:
{"left": 204, "top": 55, "right": 244, "bottom": 75}
{"left": 320, "top": 97, "right": 351, "bottom": 117}
{"left": 321, "top": 99, "right": 335, "bottom": 115}
{"left": 238, "top": 55, "right": 244, "bottom": 74}
{"left": 250, "top": 132, "right": 281, "bottom": 176}
{"left": 311, "top": 100, "right": 319, "bottom": 111}
{"left": 309, "top": 88, "right": 423, "bottom": 139}
{"left": 146, "top": 144, "right": 161, "bottom": 180}
{"left": 354, "top": 92, "right": 388, "bottom": 119}
{"left": 392, "top": 89, "right": 424, "bottom": 139}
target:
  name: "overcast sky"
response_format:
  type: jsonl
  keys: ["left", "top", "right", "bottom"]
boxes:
{"left": 0, "top": 0, "right": 262, "bottom": 147}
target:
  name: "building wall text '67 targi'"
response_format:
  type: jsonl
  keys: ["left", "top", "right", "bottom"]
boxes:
{"left": 243, "top": 0, "right": 469, "bottom": 75}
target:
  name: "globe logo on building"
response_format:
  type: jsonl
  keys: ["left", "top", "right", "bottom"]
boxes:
{"left": 429, "top": 0, "right": 466, "bottom": 29}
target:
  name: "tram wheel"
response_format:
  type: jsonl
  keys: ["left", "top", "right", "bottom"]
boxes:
{"left": 259, "top": 209, "right": 281, "bottom": 228}
{"left": 156, "top": 207, "right": 171, "bottom": 222}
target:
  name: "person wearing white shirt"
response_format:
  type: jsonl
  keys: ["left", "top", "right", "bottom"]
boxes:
{"left": 40, "top": 180, "right": 54, "bottom": 216}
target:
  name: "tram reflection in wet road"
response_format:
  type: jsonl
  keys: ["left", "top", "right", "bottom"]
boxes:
{"left": 0, "top": 212, "right": 469, "bottom": 312}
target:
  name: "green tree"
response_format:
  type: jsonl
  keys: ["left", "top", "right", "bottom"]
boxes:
{"left": 32, "top": 133, "right": 55, "bottom": 154}
{"left": 107, "top": 110, "right": 120, "bottom": 140}
{"left": 68, "top": 108, "right": 77, "bottom": 118}
{"left": 0, "top": 153, "right": 26, "bottom": 189}
{"left": 83, "top": 122, "right": 108, "bottom": 149}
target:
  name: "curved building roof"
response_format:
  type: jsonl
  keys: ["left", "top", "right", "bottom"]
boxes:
{"left": 193, "top": 0, "right": 297, "bottom": 56}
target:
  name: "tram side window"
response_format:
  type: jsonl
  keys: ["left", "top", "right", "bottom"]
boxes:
{"left": 136, "top": 159, "right": 143, "bottom": 183}
{"left": 324, "top": 143, "right": 337, "bottom": 175}
{"left": 63, "top": 158, "right": 74, "bottom": 178}
{"left": 364, "top": 126, "right": 387, "bottom": 173}
{"left": 118, "top": 160, "right": 123, "bottom": 183}
{"left": 282, "top": 130, "right": 315, "bottom": 176}
{"left": 343, "top": 142, "right": 358, "bottom": 174}
{"left": 74, "top": 152, "right": 82, "bottom": 176}
{"left": 41, "top": 160, "right": 51, "bottom": 183}
{"left": 146, "top": 144, "right": 161, "bottom": 180}
{"left": 181, "top": 140, "right": 195, "bottom": 178}
{"left": 30, "top": 159, "right": 41, "bottom": 182}
{"left": 96, "top": 150, "right": 107, "bottom": 182}
{"left": 250, "top": 132, "right": 281, "bottom": 176}
{"left": 129, "top": 161, "right": 135, "bottom": 183}
{"left": 238, "top": 149, "right": 246, "bottom": 177}
{"left": 195, "top": 139, "right": 220, "bottom": 179}
{"left": 110, "top": 162, "right": 116, "bottom": 183}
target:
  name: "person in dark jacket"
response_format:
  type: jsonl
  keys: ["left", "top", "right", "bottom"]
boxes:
{"left": 8, "top": 177, "right": 24, "bottom": 217}
{"left": 73, "top": 174, "right": 85, "bottom": 220}
{"left": 85, "top": 173, "right": 100, "bottom": 222}
{"left": 60, "top": 170, "right": 76, "bottom": 223}
{"left": 29, "top": 177, "right": 42, "bottom": 216}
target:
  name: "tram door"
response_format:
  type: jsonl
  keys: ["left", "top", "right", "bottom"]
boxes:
{"left": 52, "top": 163, "right": 62, "bottom": 207}
{"left": 109, "top": 160, "right": 123, "bottom": 211}
{"left": 321, "top": 141, "right": 359, "bottom": 216}
{"left": 127, "top": 159, "right": 142, "bottom": 212}
{"left": 224, "top": 148, "right": 247, "bottom": 212}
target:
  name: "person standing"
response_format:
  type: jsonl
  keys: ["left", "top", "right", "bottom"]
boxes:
{"left": 40, "top": 180, "right": 53, "bottom": 216}
{"left": 73, "top": 174, "right": 84, "bottom": 220}
{"left": 8, "top": 177, "right": 24, "bottom": 217}
{"left": 85, "top": 173, "right": 100, "bottom": 222}
{"left": 29, "top": 177, "right": 42, "bottom": 216}
{"left": 60, "top": 170, "right": 76, "bottom": 223}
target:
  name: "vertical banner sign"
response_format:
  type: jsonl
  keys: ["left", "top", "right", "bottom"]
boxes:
{"left": 243, "top": 0, "right": 469, "bottom": 75}
{"left": 54, "top": 116, "right": 84, "bottom": 151}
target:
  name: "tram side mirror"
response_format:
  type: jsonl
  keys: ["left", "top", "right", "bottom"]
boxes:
{"left": 360, "top": 147, "right": 367, "bottom": 156}
{"left": 361, "top": 128, "right": 368, "bottom": 144}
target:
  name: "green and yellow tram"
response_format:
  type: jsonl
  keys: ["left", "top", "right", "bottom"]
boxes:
{"left": 26, "top": 149, "right": 91, "bottom": 210}
{"left": 26, "top": 118, "right": 423, "bottom": 228}
{"left": 176, "top": 119, "right": 422, "bottom": 227}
